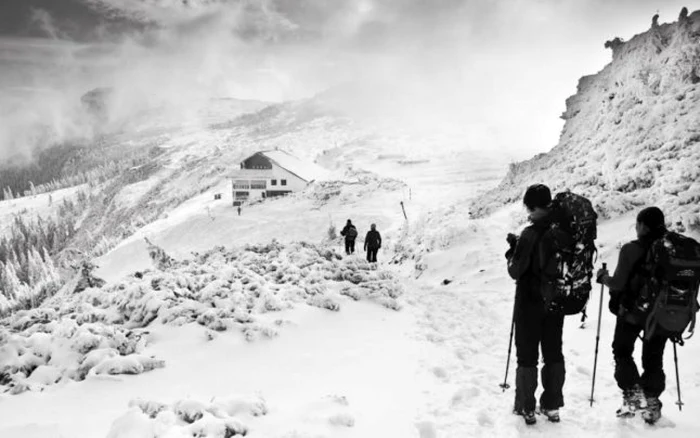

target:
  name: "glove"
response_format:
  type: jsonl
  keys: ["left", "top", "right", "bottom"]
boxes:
{"left": 505, "top": 233, "right": 518, "bottom": 260}
{"left": 506, "top": 233, "right": 518, "bottom": 248}
{"left": 505, "top": 247, "right": 515, "bottom": 260}
{"left": 596, "top": 268, "right": 608, "bottom": 284}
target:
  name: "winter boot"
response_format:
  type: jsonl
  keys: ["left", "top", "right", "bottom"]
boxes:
{"left": 514, "top": 367, "right": 538, "bottom": 426}
{"left": 522, "top": 410, "right": 537, "bottom": 425}
{"left": 642, "top": 396, "right": 662, "bottom": 425}
{"left": 616, "top": 384, "right": 645, "bottom": 418}
{"left": 512, "top": 407, "right": 537, "bottom": 425}
{"left": 540, "top": 408, "right": 560, "bottom": 423}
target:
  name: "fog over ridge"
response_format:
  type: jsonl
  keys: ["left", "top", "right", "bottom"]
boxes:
{"left": 0, "top": 0, "right": 693, "bottom": 161}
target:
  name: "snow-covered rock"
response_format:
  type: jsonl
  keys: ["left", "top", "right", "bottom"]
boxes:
{"left": 472, "top": 9, "right": 700, "bottom": 232}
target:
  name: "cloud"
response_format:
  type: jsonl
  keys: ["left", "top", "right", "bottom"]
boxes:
{"left": 28, "top": 8, "right": 65, "bottom": 39}
{"left": 0, "top": 0, "right": 695, "bottom": 161}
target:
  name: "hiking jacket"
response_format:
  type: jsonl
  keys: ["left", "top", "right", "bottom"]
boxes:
{"left": 507, "top": 217, "right": 552, "bottom": 304}
{"left": 605, "top": 239, "right": 651, "bottom": 316}
{"left": 364, "top": 230, "right": 382, "bottom": 250}
{"left": 341, "top": 225, "right": 357, "bottom": 240}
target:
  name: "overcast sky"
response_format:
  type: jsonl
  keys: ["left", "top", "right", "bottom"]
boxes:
{"left": 0, "top": 0, "right": 696, "bottom": 160}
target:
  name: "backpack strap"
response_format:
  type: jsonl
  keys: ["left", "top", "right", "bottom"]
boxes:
{"left": 685, "top": 293, "right": 698, "bottom": 341}
{"left": 644, "top": 301, "right": 660, "bottom": 341}
{"left": 642, "top": 240, "right": 661, "bottom": 341}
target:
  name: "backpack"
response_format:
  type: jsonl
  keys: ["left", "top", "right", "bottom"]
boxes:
{"left": 540, "top": 191, "right": 598, "bottom": 315}
{"left": 347, "top": 226, "right": 358, "bottom": 238}
{"left": 640, "top": 232, "right": 700, "bottom": 342}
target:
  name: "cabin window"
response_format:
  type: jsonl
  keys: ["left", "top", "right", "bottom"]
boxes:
{"left": 233, "top": 181, "right": 249, "bottom": 189}
{"left": 251, "top": 180, "right": 266, "bottom": 189}
{"left": 271, "top": 179, "right": 277, "bottom": 186}
{"left": 281, "top": 179, "right": 287, "bottom": 186}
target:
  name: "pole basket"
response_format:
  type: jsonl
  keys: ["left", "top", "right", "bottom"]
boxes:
{"left": 499, "top": 382, "right": 510, "bottom": 392}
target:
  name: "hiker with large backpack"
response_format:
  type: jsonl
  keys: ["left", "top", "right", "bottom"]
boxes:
{"left": 597, "top": 206, "right": 700, "bottom": 424}
{"left": 506, "top": 184, "right": 597, "bottom": 426}
{"left": 364, "top": 223, "right": 382, "bottom": 263}
{"left": 340, "top": 219, "right": 358, "bottom": 255}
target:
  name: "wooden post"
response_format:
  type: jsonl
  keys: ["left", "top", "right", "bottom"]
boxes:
{"left": 400, "top": 201, "right": 407, "bottom": 220}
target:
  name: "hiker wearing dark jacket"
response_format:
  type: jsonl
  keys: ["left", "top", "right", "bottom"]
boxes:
{"left": 505, "top": 184, "right": 564, "bottom": 426}
{"left": 340, "top": 219, "right": 358, "bottom": 255}
{"left": 364, "top": 224, "right": 381, "bottom": 263}
{"left": 596, "top": 206, "right": 668, "bottom": 423}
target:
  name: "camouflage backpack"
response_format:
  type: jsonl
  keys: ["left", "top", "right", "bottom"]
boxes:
{"left": 540, "top": 191, "right": 598, "bottom": 315}
{"left": 639, "top": 232, "right": 700, "bottom": 342}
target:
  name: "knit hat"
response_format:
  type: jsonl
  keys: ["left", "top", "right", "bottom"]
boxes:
{"left": 523, "top": 184, "right": 552, "bottom": 210}
{"left": 637, "top": 207, "right": 665, "bottom": 231}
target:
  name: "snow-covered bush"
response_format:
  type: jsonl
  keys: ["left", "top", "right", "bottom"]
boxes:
{"left": 327, "top": 222, "right": 337, "bottom": 240}
{"left": 1, "top": 240, "right": 403, "bottom": 394}
{"left": 107, "top": 395, "right": 267, "bottom": 437}
{"left": 0, "top": 318, "right": 160, "bottom": 394}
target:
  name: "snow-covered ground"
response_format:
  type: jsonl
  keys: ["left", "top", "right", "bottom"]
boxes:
{"left": 2, "top": 144, "right": 700, "bottom": 438}
{"left": 0, "top": 185, "right": 87, "bottom": 236}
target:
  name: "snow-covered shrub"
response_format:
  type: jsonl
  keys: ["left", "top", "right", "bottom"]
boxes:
{"left": 108, "top": 396, "right": 257, "bottom": 437}
{"left": 0, "top": 318, "right": 159, "bottom": 394}
{"left": 1, "top": 239, "right": 403, "bottom": 394}
{"left": 327, "top": 222, "right": 337, "bottom": 240}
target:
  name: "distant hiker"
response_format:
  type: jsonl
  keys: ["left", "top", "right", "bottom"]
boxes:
{"left": 364, "top": 223, "right": 382, "bottom": 263}
{"left": 340, "top": 219, "right": 358, "bottom": 255}
{"left": 237, "top": 206, "right": 242, "bottom": 216}
{"left": 505, "top": 184, "right": 565, "bottom": 425}
{"left": 597, "top": 207, "right": 700, "bottom": 424}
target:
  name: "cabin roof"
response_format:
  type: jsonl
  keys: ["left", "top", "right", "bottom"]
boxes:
{"left": 235, "top": 150, "right": 330, "bottom": 182}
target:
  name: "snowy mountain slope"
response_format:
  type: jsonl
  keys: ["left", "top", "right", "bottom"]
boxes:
{"left": 57, "top": 80, "right": 515, "bottom": 269}
{"left": 0, "top": 185, "right": 86, "bottom": 237}
{"left": 5, "top": 191, "right": 700, "bottom": 438}
{"left": 1, "top": 82, "right": 515, "bottom": 436}
{"left": 6, "top": 15, "right": 700, "bottom": 435}
{"left": 472, "top": 9, "right": 700, "bottom": 231}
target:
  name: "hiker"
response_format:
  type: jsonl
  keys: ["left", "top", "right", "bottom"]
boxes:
{"left": 505, "top": 184, "right": 565, "bottom": 425}
{"left": 364, "top": 223, "right": 382, "bottom": 263}
{"left": 237, "top": 205, "right": 242, "bottom": 216}
{"left": 340, "top": 219, "right": 358, "bottom": 255}
{"left": 596, "top": 207, "right": 669, "bottom": 424}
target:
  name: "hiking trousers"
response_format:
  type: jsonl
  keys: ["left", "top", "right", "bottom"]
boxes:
{"left": 345, "top": 238, "right": 356, "bottom": 254}
{"left": 366, "top": 247, "right": 378, "bottom": 263}
{"left": 612, "top": 316, "right": 668, "bottom": 397}
{"left": 514, "top": 296, "right": 566, "bottom": 412}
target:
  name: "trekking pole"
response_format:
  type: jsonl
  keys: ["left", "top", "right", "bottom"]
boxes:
{"left": 589, "top": 262, "right": 607, "bottom": 407}
{"left": 673, "top": 341, "right": 684, "bottom": 411}
{"left": 499, "top": 296, "right": 517, "bottom": 391}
